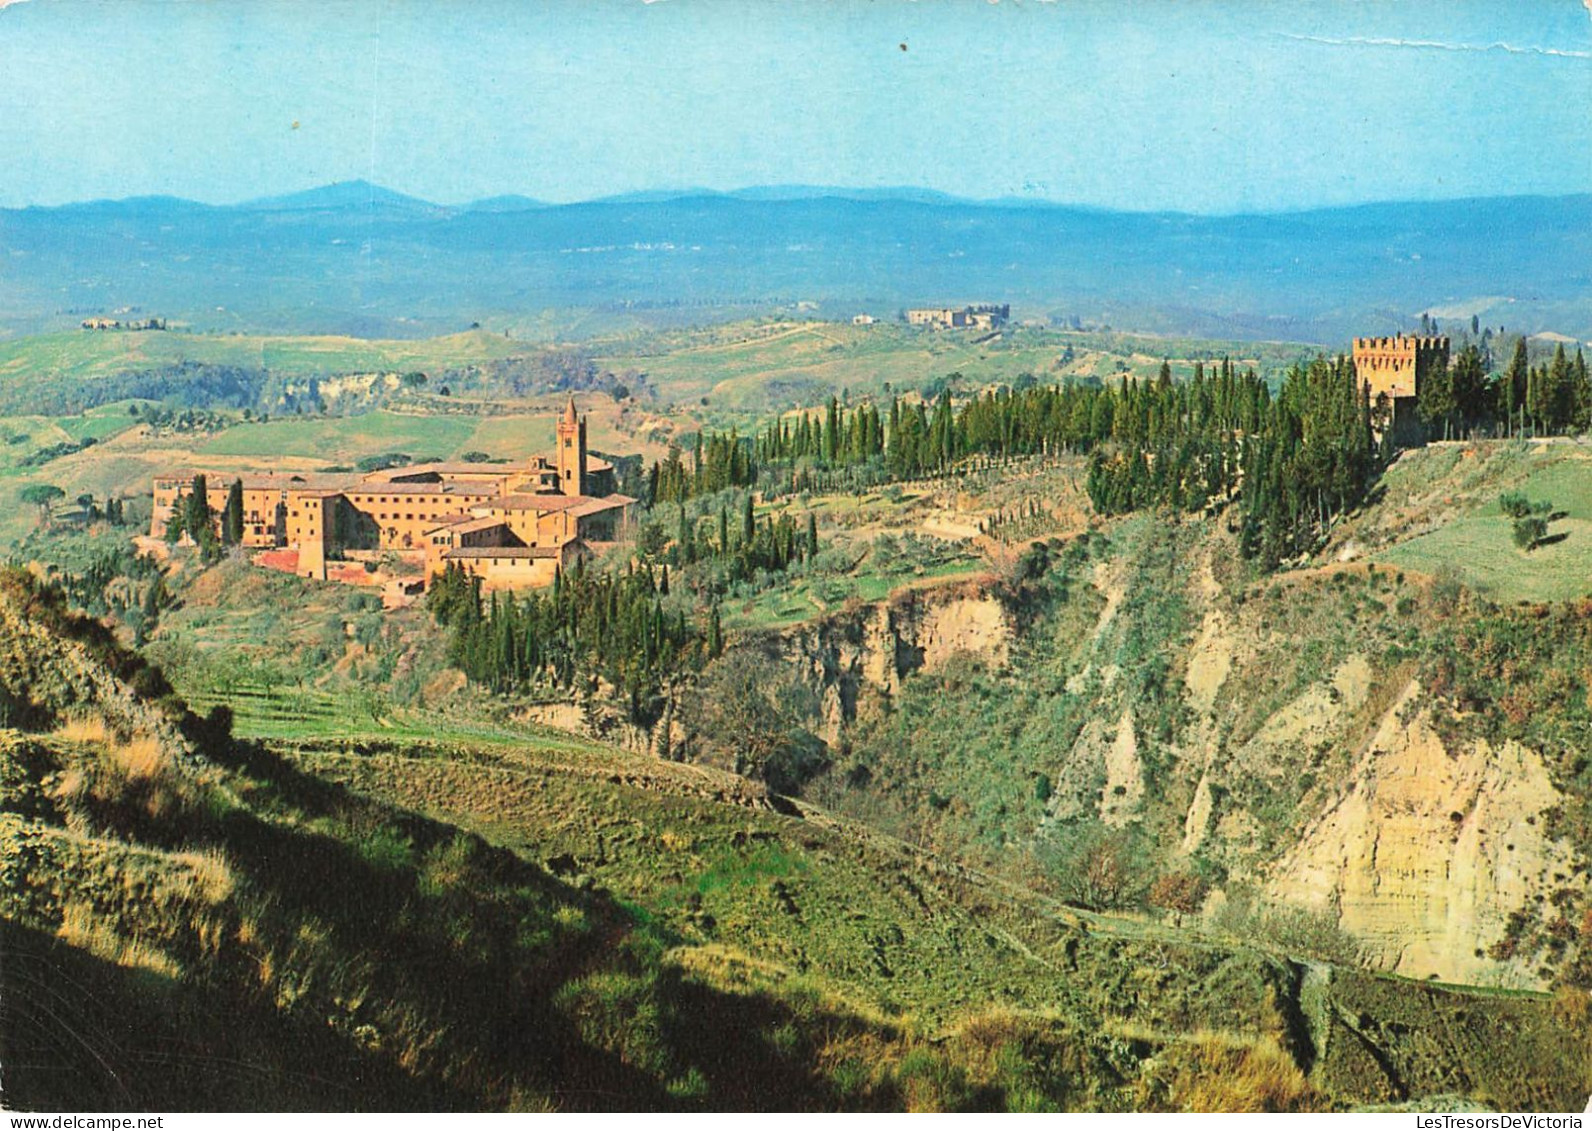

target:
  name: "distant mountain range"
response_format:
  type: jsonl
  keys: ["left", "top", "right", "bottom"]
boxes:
{"left": 2, "top": 182, "right": 1588, "bottom": 344}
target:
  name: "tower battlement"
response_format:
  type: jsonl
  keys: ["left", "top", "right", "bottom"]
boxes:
{"left": 1353, "top": 334, "right": 1450, "bottom": 402}
{"left": 1351, "top": 335, "right": 1450, "bottom": 353}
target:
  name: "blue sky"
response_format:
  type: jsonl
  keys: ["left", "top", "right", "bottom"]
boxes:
{"left": 2, "top": 0, "right": 1589, "bottom": 212}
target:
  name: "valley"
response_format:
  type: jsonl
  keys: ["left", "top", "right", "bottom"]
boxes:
{"left": 0, "top": 568, "right": 1586, "bottom": 1112}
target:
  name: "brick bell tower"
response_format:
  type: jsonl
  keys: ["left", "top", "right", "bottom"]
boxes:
{"left": 556, "top": 394, "right": 587, "bottom": 496}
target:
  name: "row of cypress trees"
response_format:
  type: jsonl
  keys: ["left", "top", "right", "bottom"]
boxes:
{"left": 742, "top": 360, "right": 1270, "bottom": 482}
{"left": 649, "top": 428, "right": 757, "bottom": 503}
{"left": 1463, "top": 340, "right": 1592, "bottom": 440}
{"left": 739, "top": 343, "right": 1589, "bottom": 488}
{"left": 1086, "top": 357, "right": 1377, "bottom": 569}
{"left": 755, "top": 398, "right": 887, "bottom": 467}
{"left": 426, "top": 557, "right": 721, "bottom": 722}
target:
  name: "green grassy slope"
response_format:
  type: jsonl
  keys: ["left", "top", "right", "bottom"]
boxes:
{"left": 1367, "top": 444, "right": 1592, "bottom": 603}
{"left": 288, "top": 723, "right": 1589, "bottom": 1113}
{"left": 193, "top": 410, "right": 479, "bottom": 461}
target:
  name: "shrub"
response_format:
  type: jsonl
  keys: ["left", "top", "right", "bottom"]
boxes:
{"left": 1500, "top": 491, "right": 1533, "bottom": 519}
{"left": 1263, "top": 907, "right": 1363, "bottom": 964}
{"left": 685, "top": 651, "right": 828, "bottom": 793}
{"left": 554, "top": 971, "right": 672, "bottom": 1078}
{"left": 895, "top": 1047, "right": 976, "bottom": 1112}
{"left": 1551, "top": 986, "right": 1592, "bottom": 1031}
{"left": 354, "top": 824, "right": 415, "bottom": 872}
{"left": 355, "top": 452, "right": 413, "bottom": 474}
{"left": 1513, "top": 515, "right": 1549, "bottom": 550}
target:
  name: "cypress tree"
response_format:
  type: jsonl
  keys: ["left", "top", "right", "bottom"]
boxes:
{"left": 1505, "top": 337, "right": 1529, "bottom": 436}
{"left": 222, "top": 479, "right": 245, "bottom": 545}
{"left": 186, "top": 474, "right": 211, "bottom": 540}
{"left": 707, "top": 604, "right": 723, "bottom": 659}
{"left": 1573, "top": 349, "right": 1591, "bottom": 433}
{"left": 164, "top": 495, "right": 185, "bottom": 543}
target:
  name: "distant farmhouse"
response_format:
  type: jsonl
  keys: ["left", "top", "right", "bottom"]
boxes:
{"left": 152, "top": 398, "right": 635, "bottom": 592}
{"left": 82, "top": 316, "right": 166, "bottom": 331}
{"left": 905, "top": 304, "right": 1009, "bottom": 330}
{"left": 1352, "top": 334, "right": 1450, "bottom": 445}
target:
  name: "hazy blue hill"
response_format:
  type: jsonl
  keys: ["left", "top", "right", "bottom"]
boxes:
{"left": 242, "top": 179, "right": 446, "bottom": 216}
{"left": 2, "top": 185, "right": 1588, "bottom": 342}
{"left": 460, "top": 194, "right": 548, "bottom": 213}
{"left": 724, "top": 185, "right": 971, "bottom": 205}
{"left": 589, "top": 187, "right": 723, "bottom": 204}
{"left": 26, "top": 194, "right": 219, "bottom": 216}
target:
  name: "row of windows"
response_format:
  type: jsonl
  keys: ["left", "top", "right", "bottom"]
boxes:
{"left": 348, "top": 494, "right": 491, "bottom": 506}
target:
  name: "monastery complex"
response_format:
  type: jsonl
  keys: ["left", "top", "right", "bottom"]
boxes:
{"left": 151, "top": 398, "right": 635, "bottom": 592}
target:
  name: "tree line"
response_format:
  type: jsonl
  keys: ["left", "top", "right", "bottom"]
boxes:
{"left": 755, "top": 398, "right": 887, "bottom": 468}
{"left": 1422, "top": 339, "right": 1592, "bottom": 441}
{"left": 668, "top": 493, "right": 821, "bottom": 585}
{"left": 649, "top": 428, "right": 757, "bottom": 503}
{"left": 1084, "top": 357, "right": 1376, "bottom": 569}
{"left": 425, "top": 557, "right": 719, "bottom": 724}
{"left": 739, "top": 361, "right": 1271, "bottom": 482}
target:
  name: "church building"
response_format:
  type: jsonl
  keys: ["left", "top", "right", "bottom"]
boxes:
{"left": 151, "top": 397, "right": 635, "bottom": 591}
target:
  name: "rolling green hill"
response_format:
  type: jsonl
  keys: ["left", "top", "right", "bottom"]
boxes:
{"left": 0, "top": 328, "right": 527, "bottom": 385}
{"left": 0, "top": 319, "right": 1322, "bottom": 420}
{"left": 598, "top": 320, "right": 1319, "bottom": 411}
